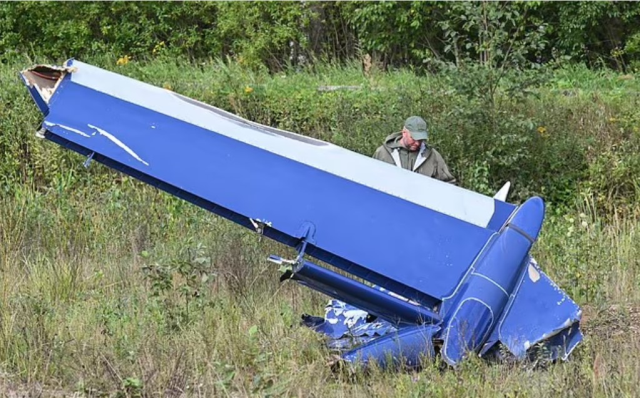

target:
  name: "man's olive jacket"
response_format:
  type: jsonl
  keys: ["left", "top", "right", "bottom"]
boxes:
{"left": 372, "top": 132, "right": 456, "bottom": 184}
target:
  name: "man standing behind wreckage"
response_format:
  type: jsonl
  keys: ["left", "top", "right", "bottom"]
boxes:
{"left": 373, "top": 116, "right": 456, "bottom": 184}
{"left": 304, "top": 116, "right": 458, "bottom": 347}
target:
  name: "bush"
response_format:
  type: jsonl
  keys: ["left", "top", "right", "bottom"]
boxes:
{"left": 3, "top": 2, "right": 640, "bottom": 71}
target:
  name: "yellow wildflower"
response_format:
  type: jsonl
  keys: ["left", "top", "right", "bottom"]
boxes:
{"left": 537, "top": 126, "right": 548, "bottom": 137}
{"left": 153, "top": 41, "right": 166, "bottom": 55}
{"left": 163, "top": 82, "right": 172, "bottom": 91}
{"left": 609, "top": 117, "right": 617, "bottom": 123}
{"left": 116, "top": 55, "right": 131, "bottom": 66}
{"left": 244, "top": 86, "right": 254, "bottom": 94}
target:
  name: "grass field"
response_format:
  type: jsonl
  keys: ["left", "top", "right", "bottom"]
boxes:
{"left": 0, "top": 55, "right": 639, "bottom": 397}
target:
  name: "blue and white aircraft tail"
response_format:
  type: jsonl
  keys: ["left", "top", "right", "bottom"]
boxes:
{"left": 20, "top": 60, "right": 582, "bottom": 369}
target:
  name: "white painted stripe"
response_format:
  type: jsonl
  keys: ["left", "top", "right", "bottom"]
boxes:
{"left": 65, "top": 60, "right": 497, "bottom": 227}
{"left": 471, "top": 272, "right": 509, "bottom": 297}
{"left": 87, "top": 124, "right": 150, "bottom": 166}
{"left": 44, "top": 121, "right": 90, "bottom": 138}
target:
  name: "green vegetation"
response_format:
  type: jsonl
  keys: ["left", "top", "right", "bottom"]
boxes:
{"left": 3, "top": 2, "right": 640, "bottom": 72}
{"left": 0, "top": 51, "right": 639, "bottom": 396}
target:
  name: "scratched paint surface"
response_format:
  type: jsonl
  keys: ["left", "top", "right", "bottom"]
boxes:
{"left": 43, "top": 121, "right": 150, "bottom": 166}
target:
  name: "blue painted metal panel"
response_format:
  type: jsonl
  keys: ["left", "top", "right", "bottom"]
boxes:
{"left": 341, "top": 324, "right": 440, "bottom": 369}
{"left": 479, "top": 257, "right": 582, "bottom": 360}
{"left": 285, "top": 260, "right": 441, "bottom": 326}
{"left": 439, "top": 197, "right": 546, "bottom": 366}
{"left": 486, "top": 200, "right": 517, "bottom": 231}
{"left": 39, "top": 75, "right": 495, "bottom": 303}
{"left": 61, "top": 60, "right": 503, "bottom": 229}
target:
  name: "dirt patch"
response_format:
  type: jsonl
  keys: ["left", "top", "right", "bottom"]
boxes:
{"left": 581, "top": 303, "right": 640, "bottom": 340}
{"left": 0, "top": 381, "right": 80, "bottom": 398}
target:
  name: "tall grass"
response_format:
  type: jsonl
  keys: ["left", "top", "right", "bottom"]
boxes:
{"left": 0, "top": 55, "right": 639, "bottom": 396}
{"left": 0, "top": 179, "right": 638, "bottom": 397}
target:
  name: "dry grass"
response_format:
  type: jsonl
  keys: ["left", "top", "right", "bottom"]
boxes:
{"left": 0, "top": 182, "right": 638, "bottom": 397}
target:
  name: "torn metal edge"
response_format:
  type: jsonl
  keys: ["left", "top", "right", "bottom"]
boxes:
{"left": 20, "top": 63, "right": 77, "bottom": 104}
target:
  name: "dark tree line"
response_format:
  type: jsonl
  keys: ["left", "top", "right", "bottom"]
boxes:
{"left": 2, "top": 1, "right": 640, "bottom": 72}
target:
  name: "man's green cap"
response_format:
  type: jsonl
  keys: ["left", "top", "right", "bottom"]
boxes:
{"left": 404, "top": 116, "right": 429, "bottom": 141}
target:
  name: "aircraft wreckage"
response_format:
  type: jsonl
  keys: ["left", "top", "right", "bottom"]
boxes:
{"left": 20, "top": 60, "right": 582, "bottom": 370}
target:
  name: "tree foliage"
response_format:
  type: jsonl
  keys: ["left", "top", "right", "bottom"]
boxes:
{"left": 2, "top": 1, "right": 640, "bottom": 72}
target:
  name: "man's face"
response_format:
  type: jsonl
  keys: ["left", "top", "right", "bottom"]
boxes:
{"left": 401, "top": 128, "right": 422, "bottom": 151}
